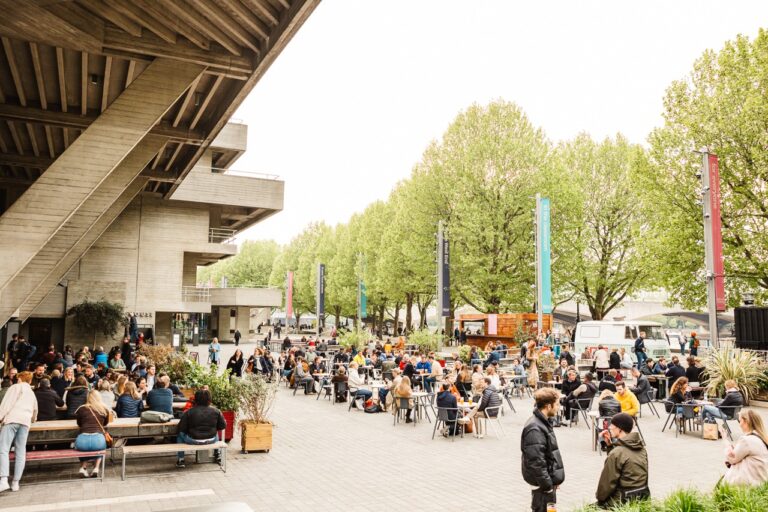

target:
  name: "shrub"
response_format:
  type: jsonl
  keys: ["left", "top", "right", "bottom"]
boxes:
{"left": 703, "top": 347, "right": 767, "bottom": 403}
{"left": 67, "top": 299, "right": 128, "bottom": 347}
{"left": 338, "top": 330, "right": 368, "bottom": 350}
{"left": 408, "top": 329, "right": 439, "bottom": 352}
{"left": 238, "top": 374, "right": 278, "bottom": 425}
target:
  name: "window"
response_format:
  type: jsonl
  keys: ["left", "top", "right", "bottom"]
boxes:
{"left": 581, "top": 326, "right": 600, "bottom": 338}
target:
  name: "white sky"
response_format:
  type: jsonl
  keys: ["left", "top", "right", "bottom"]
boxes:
{"left": 233, "top": 0, "right": 768, "bottom": 245}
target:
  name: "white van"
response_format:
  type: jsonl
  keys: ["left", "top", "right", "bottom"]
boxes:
{"left": 574, "top": 320, "right": 671, "bottom": 362}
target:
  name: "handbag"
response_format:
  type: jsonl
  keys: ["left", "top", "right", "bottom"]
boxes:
{"left": 703, "top": 422, "right": 719, "bottom": 440}
{"left": 88, "top": 406, "right": 113, "bottom": 447}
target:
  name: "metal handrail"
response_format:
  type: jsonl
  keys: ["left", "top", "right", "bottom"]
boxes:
{"left": 182, "top": 286, "right": 211, "bottom": 302}
{"left": 209, "top": 227, "right": 236, "bottom": 244}
{"left": 211, "top": 167, "right": 281, "bottom": 180}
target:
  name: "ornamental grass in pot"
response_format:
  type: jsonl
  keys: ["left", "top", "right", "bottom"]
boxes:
{"left": 238, "top": 374, "right": 278, "bottom": 453}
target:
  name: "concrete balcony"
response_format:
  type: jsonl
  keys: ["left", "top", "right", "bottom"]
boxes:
{"left": 209, "top": 122, "right": 247, "bottom": 170}
{"left": 210, "top": 287, "right": 282, "bottom": 308}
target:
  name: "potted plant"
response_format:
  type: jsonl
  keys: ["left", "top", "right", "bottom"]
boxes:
{"left": 338, "top": 330, "right": 367, "bottom": 352}
{"left": 703, "top": 347, "right": 767, "bottom": 405}
{"left": 203, "top": 368, "right": 242, "bottom": 442}
{"left": 66, "top": 299, "right": 128, "bottom": 349}
{"left": 538, "top": 351, "right": 556, "bottom": 382}
{"left": 238, "top": 374, "right": 278, "bottom": 453}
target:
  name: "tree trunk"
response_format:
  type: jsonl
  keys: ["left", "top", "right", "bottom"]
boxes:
{"left": 393, "top": 302, "right": 401, "bottom": 336}
{"left": 377, "top": 305, "right": 385, "bottom": 339}
{"left": 333, "top": 306, "right": 341, "bottom": 328}
{"left": 405, "top": 293, "right": 414, "bottom": 334}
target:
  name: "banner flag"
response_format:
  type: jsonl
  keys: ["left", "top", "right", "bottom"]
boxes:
{"left": 708, "top": 155, "right": 726, "bottom": 311}
{"left": 360, "top": 280, "right": 367, "bottom": 319}
{"left": 539, "top": 197, "right": 553, "bottom": 314}
{"left": 437, "top": 225, "right": 450, "bottom": 317}
{"left": 317, "top": 263, "right": 325, "bottom": 317}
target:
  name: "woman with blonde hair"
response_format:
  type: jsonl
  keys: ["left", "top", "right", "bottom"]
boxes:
{"left": 115, "top": 381, "right": 143, "bottom": 418}
{"left": 526, "top": 340, "right": 539, "bottom": 388}
{"left": 74, "top": 390, "right": 113, "bottom": 478}
{"left": 723, "top": 410, "right": 768, "bottom": 486}
{"left": 394, "top": 375, "right": 414, "bottom": 423}
{"left": 114, "top": 374, "right": 128, "bottom": 396}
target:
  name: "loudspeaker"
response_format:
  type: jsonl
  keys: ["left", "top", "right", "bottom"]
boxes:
{"left": 734, "top": 307, "right": 768, "bottom": 350}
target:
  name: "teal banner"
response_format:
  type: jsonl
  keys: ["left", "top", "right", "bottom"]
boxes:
{"left": 539, "top": 197, "right": 552, "bottom": 314}
{"left": 360, "top": 280, "right": 367, "bottom": 319}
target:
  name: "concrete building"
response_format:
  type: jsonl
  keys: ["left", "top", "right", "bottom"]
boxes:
{"left": 0, "top": 1, "right": 320, "bottom": 353}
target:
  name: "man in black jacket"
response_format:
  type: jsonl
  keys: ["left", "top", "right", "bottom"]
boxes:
{"left": 436, "top": 383, "right": 458, "bottom": 436}
{"left": 522, "top": 387, "right": 565, "bottom": 512}
{"left": 34, "top": 378, "right": 64, "bottom": 421}
{"left": 630, "top": 368, "right": 651, "bottom": 400}
{"left": 176, "top": 389, "right": 226, "bottom": 468}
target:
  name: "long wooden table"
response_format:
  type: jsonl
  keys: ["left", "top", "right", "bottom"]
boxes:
{"left": 28, "top": 418, "right": 180, "bottom": 444}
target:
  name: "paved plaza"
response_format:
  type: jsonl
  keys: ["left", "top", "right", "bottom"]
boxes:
{"left": 0, "top": 341, "right": 764, "bottom": 512}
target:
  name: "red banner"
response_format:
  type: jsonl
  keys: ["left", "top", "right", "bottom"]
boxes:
{"left": 286, "top": 271, "right": 294, "bottom": 319}
{"left": 709, "top": 154, "right": 726, "bottom": 311}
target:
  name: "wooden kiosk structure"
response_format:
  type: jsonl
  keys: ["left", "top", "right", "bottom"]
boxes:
{"left": 458, "top": 313, "right": 552, "bottom": 348}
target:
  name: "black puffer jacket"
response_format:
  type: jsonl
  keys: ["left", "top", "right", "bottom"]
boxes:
{"left": 521, "top": 409, "right": 565, "bottom": 491}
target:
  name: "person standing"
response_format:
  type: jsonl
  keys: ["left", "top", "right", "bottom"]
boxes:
{"left": 234, "top": 329, "right": 241, "bottom": 347}
{"left": 689, "top": 332, "right": 700, "bottom": 357}
{"left": 208, "top": 338, "right": 221, "bottom": 366}
{"left": 0, "top": 371, "right": 38, "bottom": 492}
{"left": 521, "top": 388, "right": 565, "bottom": 512}
{"left": 634, "top": 332, "right": 648, "bottom": 368}
{"left": 596, "top": 412, "right": 650, "bottom": 507}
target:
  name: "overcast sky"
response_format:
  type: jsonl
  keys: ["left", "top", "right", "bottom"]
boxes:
{"left": 233, "top": 0, "right": 768, "bottom": 245}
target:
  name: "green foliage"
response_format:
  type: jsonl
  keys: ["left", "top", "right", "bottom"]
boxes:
{"left": 407, "top": 329, "right": 439, "bottom": 352}
{"left": 237, "top": 374, "right": 278, "bottom": 425}
{"left": 548, "top": 134, "right": 655, "bottom": 319}
{"left": 66, "top": 300, "right": 127, "bottom": 344}
{"left": 137, "top": 344, "right": 188, "bottom": 384}
{"left": 197, "top": 240, "right": 280, "bottom": 288}
{"left": 573, "top": 483, "right": 768, "bottom": 511}
{"left": 645, "top": 29, "right": 768, "bottom": 308}
{"left": 176, "top": 359, "right": 247, "bottom": 412}
{"left": 457, "top": 345, "right": 484, "bottom": 364}
{"left": 338, "top": 330, "right": 368, "bottom": 350}
{"left": 703, "top": 347, "right": 767, "bottom": 402}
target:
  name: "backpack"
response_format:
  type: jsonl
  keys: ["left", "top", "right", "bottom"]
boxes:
{"left": 364, "top": 403, "right": 381, "bottom": 413}
{"left": 140, "top": 410, "right": 173, "bottom": 423}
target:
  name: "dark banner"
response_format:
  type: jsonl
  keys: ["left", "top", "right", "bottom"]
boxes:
{"left": 437, "top": 227, "right": 450, "bottom": 317}
{"left": 317, "top": 263, "right": 325, "bottom": 317}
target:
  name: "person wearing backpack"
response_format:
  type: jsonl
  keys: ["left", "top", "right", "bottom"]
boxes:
{"left": 689, "top": 332, "right": 700, "bottom": 357}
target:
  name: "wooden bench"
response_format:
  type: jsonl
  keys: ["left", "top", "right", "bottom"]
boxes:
{"left": 12, "top": 449, "right": 106, "bottom": 482}
{"left": 121, "top": 441, "right": 227, "bottom": 480}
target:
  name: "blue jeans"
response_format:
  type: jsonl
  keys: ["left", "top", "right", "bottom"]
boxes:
{"left": 177, "top": 432, "right": 218, "bottom": 461}
{"left": 378, "top": 388, "right": 389, "bottom": 404}
{"left": 74, "top": 432, "right": 107, "bottom": 461}
{"left": 703, "top": 405, "right": 726, "bottom": 421}
{"left": 0, "top": 424, "right": 29, "bottom": 481}
{"left": 636, "top": 350, "right": 647, "bottom": 368}
{"left": 423, "top": 377, "right": 436, "bottom": 393}
{"left": 679, "top": 343, "right": 686, "bottom": 356}
{"left": 352, "top": 389, "right": 372, "bottom": 404}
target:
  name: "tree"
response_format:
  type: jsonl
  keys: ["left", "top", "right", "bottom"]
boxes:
{"left": 645, "top": 30, "right": 768, "bottom": 308}
{"left": 197, "top": 240, "right": 280, "bottom": 288}
{"left": 550, "top": 134, "right": 654, "bottom": 320}
{"left": 67, "top": 299, "right": 127, "bottom": 348}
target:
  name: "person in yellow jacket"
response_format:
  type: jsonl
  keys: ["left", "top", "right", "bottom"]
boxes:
{"left": 353, "top": 350, "right": 366, "bottom": 367}
{"left": 614, "top": 381, "right": 640, "bottom": 418}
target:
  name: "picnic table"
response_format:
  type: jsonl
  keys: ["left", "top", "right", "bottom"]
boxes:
{"left": 28, "top": 417, "right": 179, "bottom": 444}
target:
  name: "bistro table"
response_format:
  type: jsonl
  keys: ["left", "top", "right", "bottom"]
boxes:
{"left": 648, "top": 375, "right": 670, "bottom": 399}
{"left": 28, "top": 417, "right": 180, "bottom": 444}
{"left": 411, "top": 391, "right": 435, "bottom": 423}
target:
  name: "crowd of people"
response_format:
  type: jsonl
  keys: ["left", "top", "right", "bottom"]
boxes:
{"left": 0, "top": 335, "right": 231, "bottom": 490}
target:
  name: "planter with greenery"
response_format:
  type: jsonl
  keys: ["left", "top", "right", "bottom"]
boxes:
{"left": 458, "top": 345, "right": 485, "bottom": 364}
{"left": 238, "top": 374, "right": 278, "bottom": 453}
{"left": 575, "top": 482, "right": 768, "bottom": 511}
{"left": 538, "top": 352, "right": 556, "bottom": 381}
{"left": 408, "top": 329, "right": 440, "bottom": 353}
{"left": 703, "top": 347, "right": 767, "bottom": 405}
{"left": 66, "top": 299, "right": 127, "bottom": 349}
{"left": 338, "top": 330, "right": 368, "bottom": 351}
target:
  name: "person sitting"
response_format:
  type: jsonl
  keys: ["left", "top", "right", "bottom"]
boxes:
{"left": 73, "top": 390, "right": 113, "bottom": 478}
{"left": 703, "top": 379, "right": 743, "bottom": 422}
{"left": 429, "top": 354, "right": 442, "bottom": 386}
{"left": 598, "top": 370, "right": 617, "bottom": 393}
{"left": 460, "top": 378, "right": 502, "bottom": 437}
{"left": 93, "top": 347, "right": 108, "bottom": 368}
{"left": 109, "top": 352, "right": 126, "bottom": 370}
{"left": 566, "top": 373, "right": 598, "bottom": 425}
{"left": 559, "top": 369, "right": 581, "bottom": 422}
{"left": 555, "top": 359, "right": 569, "bottom": 381}
{"left": 614, "top": 381, "right": 639, "bottom": 418}
{"left": 30, "top": 363, "right": 47, "bottom": 389}
{"left": 665, "top": 356, "right": 686, "bottom": 382}
{"left": 331, "top": 367, "right": 349, "bottom": 403}
{"left": 83, "top": 365, "right": 99, "bottom": 387}
{"left": 723, "top": 410, "right": 768, "bottom": 486}
{"left": 347, "top": 362, "right": 372, "bottom": 405}
{"left": 685, "top": 356, "right": 704, "bottom": 384}
{"left": 65, "top": 376, "right": 90, "bottom": 419}
{"left": 96, "top": 379, "right": 115, "bottom": 409}
{"left": 486, "top": 365, "right": 502, "bottom": 389}
{"left": 630, "top": 367, "right": 651, "bottom": 401}
{"left": 294, "top": 357, "right": 315, "bottom": 395}
{"left": 394, "top": 376, "right": 414, "bottom": 423}
{"left": 596, "top": 413, "right": 649, "bottom": 507}
{"left": 470, "top": 364, "right": 485, "bottom": 400}
{"left": 382, "top": 368, "right": 402, "bottom": 411}
{"left": 640, "top": 358, "right": 656, "bottom": 376}
{"left": 33, "top": 378, "right": 62, "bottom": 422}
{"left": 51, "top": 367, "right": 74, "bottom": 398}
{"left": 594, "top": 345, "right": 610, "bottom": 380}
{"left": 116, "top": 381, "right": 143, "bottom": 418}
{"left": 609, "top": 348, "right": 621, "bottom": 370}
{"left": 436, "top": 382, "right": 459, "bottom": 436}
{"left": 598, "top": 389, "right": 622, "bottom": 417}
{"left": 653, "top": 357, "right": 668, "bottom": 375}
{"left": 415, "top": 354, "right": 433, "bottom": 392}
{"left": 482, "top": 348, "right": 500, "bottom": 369}
{"left": 353, "top": 350, "right": 366, "bottom": 367}
{"left": 511, "top": 358, "right": 527, "bottom": 378}
{"left": 666, "top": 376, "right": 692, "bottom": 415}
{"left": 147, "top": 376, "right": 174, "bottom": 415}
{"left": 560, "top": 347, "right": 575, "bottom": 367}
{"left": 619, "top": 348, "right": 634, "bottom": 370}
{"left": 175, "top": 389, "right": 226, "bottom": 469}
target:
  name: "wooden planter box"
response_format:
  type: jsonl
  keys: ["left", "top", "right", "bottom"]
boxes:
{"left": 241, "top": 421, "right": 272, "bottom": 453}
